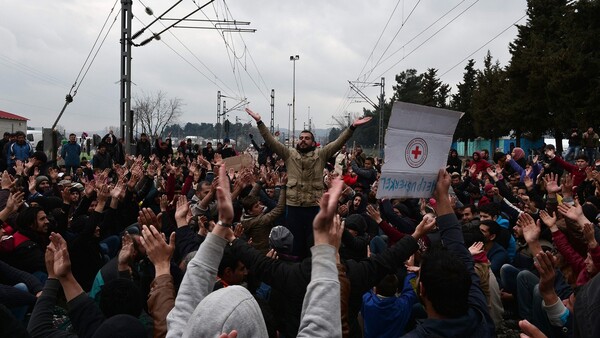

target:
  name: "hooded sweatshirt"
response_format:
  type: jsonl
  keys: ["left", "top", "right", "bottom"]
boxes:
{"left": 166, "top": 233, "right": 268, "bottom": 338}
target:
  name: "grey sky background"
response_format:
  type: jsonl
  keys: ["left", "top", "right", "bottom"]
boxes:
{"left": 0, "top": 0, "right": 526, "bottom": 135}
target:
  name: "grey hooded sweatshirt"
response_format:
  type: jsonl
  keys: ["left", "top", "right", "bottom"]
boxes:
{"left": 166, "top": 233, "right": 268, "bottom": 337}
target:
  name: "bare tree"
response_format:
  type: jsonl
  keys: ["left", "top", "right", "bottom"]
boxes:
{"left": 133, "top": 90, "right": 183, "bottom": 140}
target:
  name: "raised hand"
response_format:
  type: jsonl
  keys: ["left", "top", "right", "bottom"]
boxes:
{"left": 48, "top": 233, "right": 71, "bottom": 278}
{"left": 366, "top": 204, "right": 382, "bottom": 223}
{"left": 138, "top": 208, "right": 163, "bottom": 232}
{"left": 543, "top": 173, "right": 561, "bottom": 194}
{"left": 533, "top": 251, "right": 558, "bottom": 303}
{"left": 140, "top": 224, "right": 175, "bottom": 276}
{"left": 517, "top": 213, "right": 540, "bottom": 244}
{"left": 561, "top": 173, "right": 574, "bottom": 197}
{"left": 469, "top": 241, "right": 484, "bottom": 255}
{"left": 352, "top": 116, "right": 373, "bottom": 127}
{"left": 412, "top": 214, "right": 436, "bottom": 240}
{"left": 313, "top": 177, "right": 345, "bottom": 247}
{"left": 28, "top": 176, "right": 37, "bottom": 193}
{"left": 539, "top": 210, "right": 557, "bottom": 230}
{"left": 159, "top": 194, "right": 169, "bottom": 212}
{"left": 5, "top": 191, "right": 25, "bottom": 213}
{"left": 118, "top": 234, "right": 136, "bottom": 271}
{"left": 213, "top": 165, "right": 236, "bottom": 241}
{"left": 1, "top": 171, "right": 16, "bottom": 190}
{"left": 245, "top": 108, "right": 261, "bottom": 122}
{"left": 557, "top": 198, "right": 586, "bottom": 224}
{"left": 468, "top": 164, "right": 477, "bottom": 177}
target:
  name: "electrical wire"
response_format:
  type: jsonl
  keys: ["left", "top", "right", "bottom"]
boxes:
{"left": 368, "top": 0, "right": 481, "bottom": 83}
{"left": 0, "top": 54, "right": 69, "bottom": 87}
{"left": 359, "top": 0, "right": 422, "bottom": 84}
{"left": 440, "top": 14, "right": 526, "bottom": 77}
{"left": 69, "top": 0, "right": 120, "bottom": 97}
{"left": 72, "top": 9, "right": 121, "bottom": 96}
{"left": 136, "top": 0, "right": 241, "bottom": 99}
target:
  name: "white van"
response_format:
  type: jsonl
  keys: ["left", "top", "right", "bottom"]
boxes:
{"left": 26, "top": 130, "right": 43, "bottom": 148}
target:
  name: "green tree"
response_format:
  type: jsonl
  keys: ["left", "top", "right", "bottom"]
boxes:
{"left": 451, "top": 59, "right": 478, "bottom": 144}
{"left": 420, "top": 68, "right": 449, "bottom": 107}
{"left": 504, "top": 0, "right": 570, "bottom": 144}
{"left": 472, "top": 51, "right": 510, "bottom": 145}
{"left": 392, "top": 69, "right": 423, "bottom": 103}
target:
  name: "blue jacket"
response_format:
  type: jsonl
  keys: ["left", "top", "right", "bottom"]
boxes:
{"left": 61, "top": 142, "right": 81, "bottom": 166}
{"left": 362, "top": 272, "right": 417, "bottom": 338}
{"left": 7, "top": 141, "right": 32, "bottom": 166}
{"left": 403, "top": 213, "right": 495, "bottom": 338}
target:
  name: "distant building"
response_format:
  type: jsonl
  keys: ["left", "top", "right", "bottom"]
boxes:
{"left": 0, "top": 110, "right": 28, "bottom": 134}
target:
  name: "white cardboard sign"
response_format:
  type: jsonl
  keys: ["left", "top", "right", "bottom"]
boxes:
{"left": 376, "top": 101, "right": 463, "bottom": 199}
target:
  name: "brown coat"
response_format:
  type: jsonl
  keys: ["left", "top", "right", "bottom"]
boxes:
{"left": 147, "top": 274, "right": 175, "bottom": 338}
{"left": 241, "top": 187, "right": 287, "bottom": 254}
{"left": 258, "top": 121, "right": 354, "bottom": 207}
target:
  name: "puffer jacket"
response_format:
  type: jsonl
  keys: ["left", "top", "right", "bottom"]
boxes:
{"left": 257, "top": 121, "right": 354, "bottom": 207}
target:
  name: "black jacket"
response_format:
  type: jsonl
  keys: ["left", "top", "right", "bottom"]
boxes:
{"left": 230, "top": 234, "right": 420, "bottom": 338}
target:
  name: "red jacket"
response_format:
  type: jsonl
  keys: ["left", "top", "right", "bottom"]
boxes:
{"left": 552, "top": 230, "right": 600, "bottom": 286}
{"left": 552, "top": 156, "right": 586, "bottom": 191}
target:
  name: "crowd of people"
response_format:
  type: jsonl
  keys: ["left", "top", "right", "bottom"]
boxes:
{"left": 0, "top": 111, "right": 599, "bottom": 337}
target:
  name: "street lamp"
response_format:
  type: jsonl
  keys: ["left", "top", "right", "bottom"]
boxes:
{"left": 287, "top": 103, "right": 292, "bottom": 147}
{"left": 290, "top": 54, "right": 299, "bottom": 145}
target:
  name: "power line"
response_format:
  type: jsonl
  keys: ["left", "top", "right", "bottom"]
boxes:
{"left": 363, "top": 0, "right": 470, "bottom": 78}
{"left": 73, "top": 9, "right": 121, "bottom": 96}
{"left": 69, "top": 0, "right": 120, "bottom": 97}
{"left": 360, "top": 0, "right": 422, "bottom": 84}
{"left": 136, "top": 0, "right": 241, "bottom": 99}
{"left": 354, "top": 0, "right": 403, "bottom": 83}
{"left": 440, "top": 14, "right": 526, "bottom": 77}
{"left": 0, "top": 54, "right": 69, "bottom": 87}
{"left": 368, "top": 0, "right": 481, "bottom": 83}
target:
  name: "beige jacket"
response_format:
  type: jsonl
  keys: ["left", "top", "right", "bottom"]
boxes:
{"left": 257, "top": 121, "right": 354, "bottom": 207}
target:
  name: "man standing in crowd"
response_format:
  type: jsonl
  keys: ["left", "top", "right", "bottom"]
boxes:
{"left": 61, "top": 133, "right": 81, "bottom": 176}
{"left": 246, "top": 107, "right": 372, "bottom": 258}
{"left": 565, "top": 127, "right": 580, "bottom": 162}
{"left": 135, "top": 133, "right": 152, "bottom": 161}
{"left": 202, "top": 142, "right": 215, "bottom": 162}
{"left": 582, "top": 126, "right": 599, "bottom": 166}
{"left": 7, "top": 131, "right": 32, "bottom": 168}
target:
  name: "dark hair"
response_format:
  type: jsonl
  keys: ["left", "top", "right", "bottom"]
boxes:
{"left": 576, "top": 154, "right": 589, "bottom": 162}
{"left": 242, "top": 195, "right": 260, "bottom": 212}
{"left": 480, "top": 220, "right": 501, "bottom": 237}
{"left": 365, "top": 157, "right": 375, "bottom": 164}
{"left": 69, "top": 133, "right": 76, "bottom": 137}
{"left": 462, "top": 204, "right": 477, "bottom": 214}
{"left": 376, "top": 274, "right": 399, "bottom": 297}
{"left": 14, "top": 131, "right": 25, "bottom": 138}
{"left": 299, "top": 130, "right": 315, "bottom": 141}
{"left": 477, "top": 203, "right": 499, "bottom": 217}
{"left": 419, "top": 248, "right": 471, "bottom": 317}
{"left": 218, "top": 246, "right": 240, "bottom": 277}
{"left": 99, "top": 278, "right": 143, "bottom": 318}
{"left": 16, "top": 206, "right": 44, "bottom": 230}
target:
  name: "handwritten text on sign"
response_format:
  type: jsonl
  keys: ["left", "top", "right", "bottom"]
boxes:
{"left": 376, "top": 102, "right": 463, "bottom": 199}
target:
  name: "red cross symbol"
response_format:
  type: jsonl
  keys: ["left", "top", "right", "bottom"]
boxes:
{"left": 411, "top": 146, "right": 422, "bottom": 159}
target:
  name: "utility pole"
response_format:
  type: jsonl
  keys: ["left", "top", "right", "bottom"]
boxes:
{"left": 120, "top": 0, "right": 133, "bottom": 153}
{"left": 287, "top": 103, "right": 292, "bottom": 147}
{"left": 307, "top": 106, "right": 311, "bottom": 132}
{"left": 217, "top": 91, "right": 221, "bottom": 141}
{"left": 348, "top": 78, "right": 385, "bottom": 155}
{"left": 290, "top": 55, "right": 299, "bottom": 145}
{"left": 270, "top": 89, "right": 275, "bottom": 134}
{"left": 378, "top": 77, "right": 385, "bottom": 157}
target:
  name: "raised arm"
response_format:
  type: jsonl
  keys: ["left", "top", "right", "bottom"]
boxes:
{"left": 166, "top": 164, "right": 236, "bottom": 338}
{"left": 246, "top": 108, "right": 290, "bottom": 160}
{"left": 321, "top": 116, "right": 372, "bottom": 160}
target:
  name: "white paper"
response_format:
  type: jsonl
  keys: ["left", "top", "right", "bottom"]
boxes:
{"left": 376, "top": 101, "right": 463, "bottom": 199}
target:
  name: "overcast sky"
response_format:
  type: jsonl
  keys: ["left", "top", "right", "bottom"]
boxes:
{"left": 0, "top": 0, "right": 526, "bottom": 135}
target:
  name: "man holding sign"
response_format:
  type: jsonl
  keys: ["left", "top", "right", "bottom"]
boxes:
{"left": 245, "top": 107, "right": 372, "bottom": 258}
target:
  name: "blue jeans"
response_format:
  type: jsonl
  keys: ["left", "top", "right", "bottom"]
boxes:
{"left": 564, "top": 146, "right": 579, "bottom": 162}
{"left": 585, "top": 147, "right": 597, "bottom": 166}
{"left": 369, "top": 235, "right": 388, "bottom": 256}
{"left": 500, "top": 263, "right": 521, "bottom": 295}
{"left": 10, "top": 283, "right": 29, "bottom": 322}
